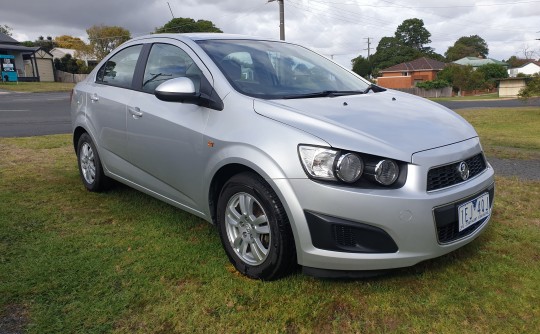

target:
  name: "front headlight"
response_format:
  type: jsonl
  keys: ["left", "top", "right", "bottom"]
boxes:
{"left": 298, "top": 145, "right": 402, "bottom": 187}
{"left": 298, "top": 145, "right": 338, "bottom": 180}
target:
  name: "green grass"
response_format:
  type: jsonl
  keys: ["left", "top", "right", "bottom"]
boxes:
{"left": 430, "top": 93, "right": 501, "bottom": 102}
{"left": 457, "top": 107, "right": 540, "bottom": 160}
{"left": 0, "top": 82, "right": 75, "bottom": 92}
{"left": 1, "top": 108, "right": 540, "bottom": 333}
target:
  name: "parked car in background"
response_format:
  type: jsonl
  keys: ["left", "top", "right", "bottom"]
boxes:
{"left": 71, "top": 34, "right": 495, "bottom": 280}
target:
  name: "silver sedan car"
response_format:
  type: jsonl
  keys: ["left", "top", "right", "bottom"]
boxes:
{"left": 71, "top": 33, "right": 495, "bottom": 280}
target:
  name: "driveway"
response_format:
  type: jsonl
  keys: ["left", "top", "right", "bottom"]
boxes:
{"left": 0, "top": 91, "right": 71, "bottom": 137}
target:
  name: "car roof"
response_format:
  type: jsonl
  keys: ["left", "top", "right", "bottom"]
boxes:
{"left": 130, "top": 33, "right": 281, "bottom": 43}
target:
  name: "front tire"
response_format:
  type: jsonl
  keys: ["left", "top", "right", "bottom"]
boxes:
{"left": 217, "top": 172, "right": 296, "bottom": 280}
{"left": 76, "top": 133, "right": 110, "bottom": 192}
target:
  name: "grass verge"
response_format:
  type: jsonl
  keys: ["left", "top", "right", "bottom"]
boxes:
{"left": 0, "top": 82, "right": 75, "bottom": 93}
{"left": 430, "top": 93, "right": 501, "bottom": 102}
{"left": 1, "top": 130, "right": 539, "bottom": 333}
{"left": 456, "top": 107, "right": 540, "bottom": 160}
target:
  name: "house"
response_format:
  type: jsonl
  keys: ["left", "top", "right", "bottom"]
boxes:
{"left": 376, "top": 57, "right": 446, "bottom": 89}
{"left": 453, "top": 56, "right": 508, "bottom": 69}
{"left": 0, "top": 32, "right": 55, "bottom": 82}
{"left": 508, "top": 60, "right": 540, "bottom": 77}
{"left": 50, "top": 47, "right": 98, "bottom": 67}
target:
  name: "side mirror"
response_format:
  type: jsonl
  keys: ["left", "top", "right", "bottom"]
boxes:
{"left": 154, "top": 77, "right": 198, "bottom": 103}
{"left": 154, "top": 77, "right": 224, "bottom": 111}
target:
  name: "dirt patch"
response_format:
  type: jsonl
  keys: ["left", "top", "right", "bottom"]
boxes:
{"left": 0, "top": 304, "right": 28, "bottom": 334}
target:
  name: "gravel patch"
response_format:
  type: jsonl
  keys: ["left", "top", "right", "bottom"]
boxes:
{"left": 488, "top": 157, "right": 540, "bottom": 181}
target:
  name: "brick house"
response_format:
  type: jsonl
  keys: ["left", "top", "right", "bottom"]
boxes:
{"left": 376, "top": 57, "right": 446, "bottom": 89}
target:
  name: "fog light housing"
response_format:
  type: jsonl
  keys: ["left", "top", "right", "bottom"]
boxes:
{"left": 374, "top": 159, "right": 399, "bottom": 185}
{"left": 336, "top": 153, "right": 363, "bottom": 183}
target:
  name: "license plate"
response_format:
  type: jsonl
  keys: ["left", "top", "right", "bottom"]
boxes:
{"left": 458, "top": 193, "right": 490, "bottom": 232}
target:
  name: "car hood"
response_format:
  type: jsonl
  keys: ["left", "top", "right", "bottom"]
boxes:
{"left": 253, "top": 91, "right": 477, "bottom": 162}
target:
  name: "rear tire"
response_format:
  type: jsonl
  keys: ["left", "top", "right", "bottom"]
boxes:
{"left": 217, "top": 172, "right": 296, "bottom": 280}
{"left": 76, "top": 133, "right": 110, "bottom": 192}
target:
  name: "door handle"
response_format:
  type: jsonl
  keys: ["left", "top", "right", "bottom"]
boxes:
{"left": 90, "top": 93, "right": 99, "bottom": 102}
{"left": 128, "top": 106, "right": 143, "bottom": 119}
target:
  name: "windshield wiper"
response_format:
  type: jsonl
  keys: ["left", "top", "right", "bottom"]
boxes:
{"left": 281, "top": 90, "right": 365, "bottom": 99}
{"left": 363, "top": 84, "right": 387, "bottom": 94}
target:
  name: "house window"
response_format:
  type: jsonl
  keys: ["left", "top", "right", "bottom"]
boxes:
{"left": 402, "top": 71, "right": 409, "bottom": 76}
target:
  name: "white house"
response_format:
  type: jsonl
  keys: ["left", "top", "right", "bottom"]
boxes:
{"left": 50, "top": 47, "right": 97, "bottom": 66}
{"left": 508, "top": 61, "right": 540, "bottom": 77}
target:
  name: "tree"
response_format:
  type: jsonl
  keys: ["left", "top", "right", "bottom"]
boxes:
{"left": 518, "top": 73, "right": 540, "bottom": 98}
{"left": 0, "top": 24, "right": 13, "bottom": 36}
{"left": 370, "top": 36, "right": 422, "bottom": 72}
{"left": 394, "top": 18, "right": 432, "bottom": 53}
{"left": 520, "top": 44, "right": 539, "bottom": 60}
{"left": 505, "top": 56, "right": 529, "bottom": 68}
{"left": 33, "top": 36, "right": 56, "bottom": 52}
{"left": 353, "top": 18, "right": 442, "bottom": 77}
{"left": 87, "top": 25, "right": 131, "bottom": 60}
{"left": 351, "top": 55, "right": 372, "bottom": 78}
{"left": 477, "top": 63, "right": 508, "bottom": 90}
{"left": 55, "top": 35, "right": 93, "bottom": 59}
{"left": 445, "top": 35, "right": 489, "bottom": 61}
{"left": 438, "top": 64, "right": 485, "bottom": 94}
{"left": 55, "top": 35, "right": 87, "bottom": 50}
{"left": 54, "top": 54, "right": 79, "bottom": 73}
{"left": 155, "top": 17, "right": 222, "bottom": 34}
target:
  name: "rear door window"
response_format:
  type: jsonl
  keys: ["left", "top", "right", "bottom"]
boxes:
{"left": 96, "top": 45, "right": 143, "bottom": 89}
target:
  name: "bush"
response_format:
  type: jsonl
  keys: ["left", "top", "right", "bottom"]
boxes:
{"left": 416, "top": 79, "right": 451, "bottom": 89}
{"left": 518, "top": 74, "right": 540, "bottom": 99}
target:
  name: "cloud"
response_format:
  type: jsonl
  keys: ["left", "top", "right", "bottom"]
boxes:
{"left": 2, "top": 0, "right": 539, "bottom": 67}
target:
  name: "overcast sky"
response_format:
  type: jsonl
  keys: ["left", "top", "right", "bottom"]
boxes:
{"left": 3, "top": 0, "right": 540, "bottom": 68}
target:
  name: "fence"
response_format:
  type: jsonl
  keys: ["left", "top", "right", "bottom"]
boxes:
{"left": 393, "top": 86, "right": 453, "bottom": 98}
{"left": 55, "top": 70, "right": 88, "bottom": 83}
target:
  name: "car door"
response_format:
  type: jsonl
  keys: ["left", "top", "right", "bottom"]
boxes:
{"left": 126, "top": 42, "right": 213, "bottom": 212}
{"left": 85, "top": 44, "right": 144, "bottom": 174}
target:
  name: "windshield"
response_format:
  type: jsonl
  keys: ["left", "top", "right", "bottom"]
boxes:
{"left": 196, "top": 39, "right": 371, "bottom": 99}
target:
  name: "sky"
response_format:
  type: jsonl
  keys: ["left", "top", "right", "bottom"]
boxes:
{"left": 2, "top": 0, "right": 540, "bottom": 68}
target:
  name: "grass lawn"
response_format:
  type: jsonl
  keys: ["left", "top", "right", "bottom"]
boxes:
{"left": 1, "top": 108, "right": 539, "bottom": 333}
{"left": 429, "top": 93, "right": 502, "bottom": 102}
{"left": 0, "top": 82, "right": 75, "bottom": 93}
{"left": 457, "top": 107, "right": 540, "bottom": 160}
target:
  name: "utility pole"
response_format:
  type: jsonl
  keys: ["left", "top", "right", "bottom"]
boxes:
{"left": 268, "top": 0, "right": 285, "bottom": 40}
{"left": 364, "top": 37, "right": 373, "bottom": 78}
{"left": 167, "top": 2, "right": 175, "bottom": 19}
{"left": 363, "top": 37, "right": 373, "bottom": 60}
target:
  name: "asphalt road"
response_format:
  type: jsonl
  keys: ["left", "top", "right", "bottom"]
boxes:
{"left": 0, "top": 92, "right": 71, "bottom": 137}
{"left": 0, "top": 91, "right": 539, "bottom": 136}
{"left": 0, "top": 91, "right": 538, "bottom": 182}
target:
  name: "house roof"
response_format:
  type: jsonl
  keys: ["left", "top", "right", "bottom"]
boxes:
{"left": 510, "top": 60, "right": 540, "bottom": 69}
{"left": 0, "top": 43, "right": 40, "bottom": 53}
{"left": 0, "top": 32, "right": 19, "bottom": 44}
{"left": 453, "top": 56, "right": 508, "bottom": 67}
{"left": 379, "top": 57, "right": 446, "bottom": 73}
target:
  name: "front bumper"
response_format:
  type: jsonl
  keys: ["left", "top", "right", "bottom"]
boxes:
{"left": 274, "top": 138, "right": 496, "bottom": 272}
